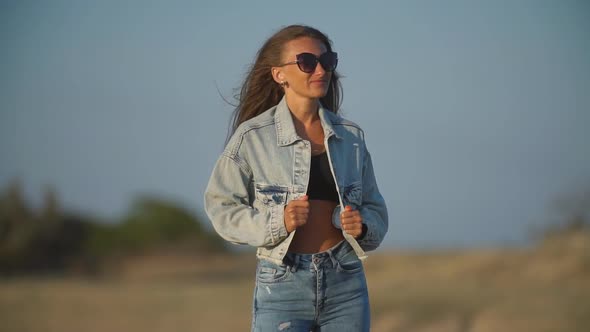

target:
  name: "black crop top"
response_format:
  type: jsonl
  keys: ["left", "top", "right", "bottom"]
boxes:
{"left": 307, "top": 152, "right": 339, "bottom": 202}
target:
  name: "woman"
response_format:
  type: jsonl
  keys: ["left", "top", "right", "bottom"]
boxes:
{"left": 204, "top": 25, "right": 388, "bottom": 331}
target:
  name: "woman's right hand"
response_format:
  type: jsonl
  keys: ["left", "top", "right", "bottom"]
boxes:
{"left": 284, "top": 195, "right": 309, "bottom": 233}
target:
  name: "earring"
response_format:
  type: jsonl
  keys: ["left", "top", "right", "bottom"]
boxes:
{"left": 280, "top": 81, "right": 288, "bottom": 87}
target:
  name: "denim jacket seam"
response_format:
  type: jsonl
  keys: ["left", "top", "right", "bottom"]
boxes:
{"left": 275, "top": 205, "right": 284, "bottom": 244}
{"left": 332, "top": 122, "right": 364, "bottom": 134}
{"left": 267, "top": 207, "right": 276, "bottom": 244}
{"left": 271, "top": 205, "right": 287, "bottom": 243}
{"left": 227, "top": 119, "right": 275, "bottom": 156}
{"left": 221, "top": 152, "right": 252, "bottom": 177}
{"left": 321, "top": 109, "right": 365, "bottom": 134}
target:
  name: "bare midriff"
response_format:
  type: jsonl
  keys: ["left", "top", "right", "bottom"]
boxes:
{"left": 288, "top": 199, "right": 344, "bottom": 254}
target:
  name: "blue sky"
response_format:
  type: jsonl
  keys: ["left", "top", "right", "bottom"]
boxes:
{"left": 1, "top": 0, "right": 589, "bottom": 249}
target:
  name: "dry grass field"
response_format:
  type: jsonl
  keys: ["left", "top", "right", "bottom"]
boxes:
{"left": 1, "top": 230, "right": 589, "bottom": 332}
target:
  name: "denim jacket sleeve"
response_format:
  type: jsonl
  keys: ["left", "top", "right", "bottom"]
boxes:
{"left": 357, "top": 147, "right": 389, "bottom": 251}
{"left": 204, "top": 151, "right": 289, "bottom": 248}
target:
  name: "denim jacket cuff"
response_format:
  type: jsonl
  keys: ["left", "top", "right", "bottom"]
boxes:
{"left": 357, "top": 221, "right": 379, "bottom": 248}
{"left": 358, "top": 223, "right": 368, "bottom": 240}
{"left": 331, "top": 205, "right": 343, "bottom": 229}
{"left": 270, "top": 205, "right": 288, "bottom": 244}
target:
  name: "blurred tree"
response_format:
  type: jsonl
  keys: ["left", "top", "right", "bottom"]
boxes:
{"left": 551, "top": 186, "right": 590, "bottom": 231}
{"left": 116, "top": 195, "right": 226, "bottom": 253}
{"left": 41, "top": 184, "right": 60, "bottom": 222}
{"left": 0, "top": 180, "right": 226, "bottom": 276}
{"left": 0, "top": 180, "right": 88, "bottom": 274}
{"left": 0, "top": 180, "right": 38, "bottom": 272}
{"left": 530, "top": 185, "right": 590, "bottom": 252}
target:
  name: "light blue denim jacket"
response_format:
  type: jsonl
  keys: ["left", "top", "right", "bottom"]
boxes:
{"left": 204, "top": 96, "right": 388, "bottom": 265}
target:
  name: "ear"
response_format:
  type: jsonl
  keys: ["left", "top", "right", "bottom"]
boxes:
{"left": 271, "top": 67, "right": 285, "bottom": 84}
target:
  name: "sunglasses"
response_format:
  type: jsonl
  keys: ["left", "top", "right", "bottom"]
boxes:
{"left": 279, "top": 51, "right": 338, "bottom": 73}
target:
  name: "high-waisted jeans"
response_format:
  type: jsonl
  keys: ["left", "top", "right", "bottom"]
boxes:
{"left": 251, "top": 240, "right": 370, "bottom": 331}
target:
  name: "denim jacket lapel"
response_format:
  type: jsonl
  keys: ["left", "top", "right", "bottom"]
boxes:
{"left": 274, "top": 96, "right": 299, "bottom": 147}
{"left": 318, "top": 104, "right": 342, "bottom": 141}
{"left": 275, "top": 95, "right": 343, "bottom": 144}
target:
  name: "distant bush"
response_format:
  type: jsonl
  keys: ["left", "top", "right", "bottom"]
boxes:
{"left": 533, "top": 186, "right": 590, "bottom": 244}
{"left": 86, "top": 196, "right": 226, "bottom": 256}
{"left": 0, "top": 180, "right": 226, "bottom": 276}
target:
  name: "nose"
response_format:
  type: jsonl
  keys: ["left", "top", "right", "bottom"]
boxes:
{"left": 313, "top": 61, "right": 326, "bottom": 75}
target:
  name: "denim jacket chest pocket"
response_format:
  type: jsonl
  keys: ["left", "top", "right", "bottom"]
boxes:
{"left": 341, "top": 181, "right": 362, "bottom": 209}
{"left": 331, "top": 180, "right": 362, "bottom": 230}
{"left": 254, "top": 184, "right": 289, "bottom": 210}
{"left": 330, "top": 140, "right": 363, "bottom": 207}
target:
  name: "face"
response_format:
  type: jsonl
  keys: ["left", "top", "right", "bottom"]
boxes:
{"left": 272, "top": 37, "right": 334, "bottom": 100}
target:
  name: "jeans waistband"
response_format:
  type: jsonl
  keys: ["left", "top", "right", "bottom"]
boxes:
{"left": 283, "top": 240, "right": 352, "bottom": 270}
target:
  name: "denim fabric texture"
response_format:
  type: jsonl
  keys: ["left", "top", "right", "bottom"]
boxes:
{"left": 252, "top": 240, "right": 370, "bottom": 332}
{"left": 204, "top": 95, "right": 388, "bottom": 264}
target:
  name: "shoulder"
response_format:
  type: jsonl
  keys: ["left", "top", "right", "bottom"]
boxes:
{"left": 224, "top": 106, "right": 277, "bottom": 156}
{"left": 323, "top": 110, "right": 366, "bottom": 139}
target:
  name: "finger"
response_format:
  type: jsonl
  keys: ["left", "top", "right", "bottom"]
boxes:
{"left": 287, "top": 218, "right": 301, "bottom": 231}
{"left": 341, "top": 215, "right": 362, "bottom": 225}
{"left": 346, "top": 230, "right": 362, "bottom": 238}
{"left": 299, "top": 218, "right": 308, "bottom": 226}
{"left": 300, "top": 211, "right": 309, "bottom": 219}
{"left": 345, "top": 205, "right": 353, "bottom": 212}
{"left": 343, "top": 223, "right": 362, "bottom": 235}
{"left": 287, "top": 204, "right": 308, "bottom": 215}
{"left": 298, "top": 195, "right": 308, "bottom": 201}
{"left": 296, "top": 216, "right": 308, "bottom": 226}
{"left": 343, "top": 226, "right": 361, "bottom": 235}
{"left": 341, "top": 210, "right": 361, "bottom": 219}
{"left": 295, "top": 211, "right": 308, "bottom": 220}
{"left": 342, "top": 221, "right": 362, "bottom": 229}
{"left": 342, "top": 209, "right": 360, "bottom": 216}
{"left": 293, "top": 206, "right": 309, "bottom": 214}
{"left": 290, "top": 209, "right": 304, "bottom": 218}
{"left": 290, "top": 200, "right": 310, "bottom": 209}
{"left": 340, "top": 209, "right": 360, "bottom": 218}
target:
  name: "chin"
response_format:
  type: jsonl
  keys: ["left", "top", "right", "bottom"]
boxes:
{"left": 309, "top": 89, "right": 329, "bottom": 99}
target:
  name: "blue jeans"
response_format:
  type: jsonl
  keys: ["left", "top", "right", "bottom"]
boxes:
{"left": 251, "top": 241, "right": 370, "bottom": 331}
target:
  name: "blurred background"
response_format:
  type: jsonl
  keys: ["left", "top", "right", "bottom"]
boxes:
{"left": 1, "top": 0, "right": 589, "bottom": 331}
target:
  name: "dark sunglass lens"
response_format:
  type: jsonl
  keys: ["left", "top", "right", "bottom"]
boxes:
{"left": 297, "top": 53, "right": 318, "bottom": 73}
{"left": 319, "top": 52, "right": 338, "bottom": 71}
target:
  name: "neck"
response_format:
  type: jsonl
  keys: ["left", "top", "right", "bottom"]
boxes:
{"left": 285, "top": 94, "right": 320, "bottom": 126}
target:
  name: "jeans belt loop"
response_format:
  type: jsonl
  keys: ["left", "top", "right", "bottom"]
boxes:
{"left": 328, "top": 250, "right": 338, "bottom": 269}
{"left": 290, "top": 255, "right": 299, "bottom": 273}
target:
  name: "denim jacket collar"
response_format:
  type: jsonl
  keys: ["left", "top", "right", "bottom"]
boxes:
{"left": 275, "top": 95, "right": 342, "bottom": 147}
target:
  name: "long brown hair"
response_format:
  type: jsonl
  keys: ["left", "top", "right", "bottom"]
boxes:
{"left": 228, "top": 25, "right": 343, "bottom": 139}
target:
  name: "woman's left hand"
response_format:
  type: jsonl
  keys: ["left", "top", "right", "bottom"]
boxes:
{"left": 340, "top": 205, "right": 363, "bottom": 238}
